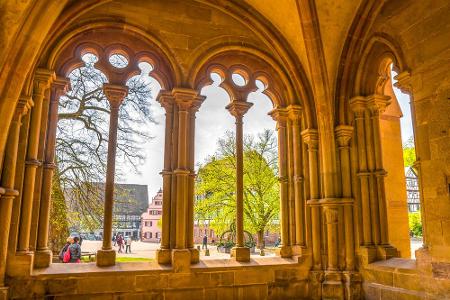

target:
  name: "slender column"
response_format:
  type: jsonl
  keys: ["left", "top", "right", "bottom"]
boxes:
{"left": 368, "top": 95, "right": 391, "bottom": 245}
{"left": 227, "top": 100, "right": 253, "bottom": 262}
{"left": 364, "top": 108, "right": 380, "bottom": 245}
{"left": 286, "top": 119, "right": 297, "bottom": 246}
{"left": 336, "top": 125, "right": 355, "bottom": 270}
{"left": 186, "top": 97, "right": 203, "bottom": 255}
{"left": 270, "top": 108, "right": 293, "bottom": 257}
{"left": 350, "top": 97, "right": 372, "bottom": 245}
{"left": 288, "top": 105, "right": 305, "bottom": 247}
{"left": 302, "top": 129, "right": 321, "bottom": 269}
{"left": 157, "top": 92, "right": 174, "bottom": 251}
{"left": 96, "top": 84, "right": 128, "bottom": 267}
{"left": 324, "top": 206, "right": 339, "bottom": 270}
{"left": 18, "top": 69, "right": 54, "bottom": 253}
{"left": 34, "top": 77, "right": 69, "bottom": 268}
{"left": 0, "top": 97, "right": 33, "bottom": 285}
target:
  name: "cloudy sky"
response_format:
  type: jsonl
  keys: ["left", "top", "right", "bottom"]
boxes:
{"left": 119, "top": 72, "right": 414, "bottom": 200}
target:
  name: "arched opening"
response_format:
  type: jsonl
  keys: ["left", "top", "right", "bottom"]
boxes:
{"left": 53, "top": 47, "right": 165, "bottom": 263}
{"left": 194, "top": 70, "right": 280, "bottom": 259}
{"left": 380, "top": 62, "right": 421, "bottom": 259}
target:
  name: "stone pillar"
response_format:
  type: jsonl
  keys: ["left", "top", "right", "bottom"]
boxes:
{"left": 335, "top": 125, "right": 355, "bottom": 271}
{"left": 349, "top": 97, "right": 372, "bottom": 247}
{"left": 227, "top": 100, "right": 253, "bottom": 262}
{"left": 16, "top": 69, "right": 54, "bottom": 272}
{"left": 302, "top": 129, "right": 321, "bottom": 269}
{"left": 96, "top": 84, "right": 128, "bottom": 267}
{"left": 270, "top": 108, "right": 293, "bottom": 258}
{"left": 156, "top": 91, "right": 175, "bottom": 264}
{"left": 367, "top": 95, "right": 397, "bottom": 259}
{"left": 34, "top": 77, "right": 69, "bottom": 268}
{"left": 171, "top": 88, "right": 203, "bottom": 271}
{"left": 287, "top": 105, "right": 306, "bottom": 249}
{"left": 187, "top": 96, "right": 203, "bottom": 264}
{"left": 0, "top": 97, "right": 33, "bottom": 287}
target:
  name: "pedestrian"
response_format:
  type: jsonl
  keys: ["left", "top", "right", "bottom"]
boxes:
{"left": 125, "top": 236, "right": 132, "bottom": 253}
{"left": 59, "top": 237, "right": 73, "bottom": 263}
{"left": 202, "top": 234, "right": 208, "bottom": 249}
{"left": 113, "top": 234, "right": 117, "bottom": 246}
{"left": 117, "top": 234, "right": 124, "bottom": 253}
{"left": 69, "top": 236, "right": 82, "bottom": 263}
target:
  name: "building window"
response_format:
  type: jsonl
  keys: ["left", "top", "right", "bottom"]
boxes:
{"left": 150, "top": 221, "right": 153, "bottom": 226}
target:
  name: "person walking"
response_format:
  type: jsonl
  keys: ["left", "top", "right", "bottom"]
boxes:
{"left": 125, "top": 236, "right": 132, "bottom": 253}
{"left": 59, "top": 237, "right": 73, "bottom": 263}
{"left": 69, "top": 236, "right": 81, "bottom": 263}
{"left": 202, "top": 234, "right": 208, "bottom": 249}
{"left": 117, "top": 234, "right": 124, "bottom": 253}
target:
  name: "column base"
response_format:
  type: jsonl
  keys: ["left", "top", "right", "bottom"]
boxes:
{"left": 359, "top": 246, "right": 377, "bottom": 266}
{"left": 6, "top": 251, "right": 34, "bottom": 277}
{"left": 309, "top": 270, "right": 324, "bottom": 299}
{"left": 230, "top": 247, "right": 250, "bottom": 262}
{"left": 189, "top": 248, "right": 199, "bottom": 263}
{"left": 322, "top": 271, "right": 344, "bottom": 300}
{"left": 376, "top": 244, "right": 398, "bottom": 260}
{"left": 275, "top": 245, "right": 292, "bottom": 258}
{"left": 343, "top": 271, "right": 362, "bottom": 300}
{"left": 172, "top": 249, "right": 191, "bottom": 273}
{"left": 96, "top": 249, "right": 116, "bottom": 267}
{"left": 156, "top": 248, "right": 172, "bottom": 264}
{"left": 415, "top": 246, "right": 432, "bottom": 273}
{"left": 34, "top": 249, "right": 52, "bottom": 268}
{"left": 0, "top": 287, "right": 8, "bottom": 300}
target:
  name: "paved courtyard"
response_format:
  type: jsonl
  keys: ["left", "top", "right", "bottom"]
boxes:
{"left": 80, "top": 240, "right": 276, "bottom": 260}
{"left": 79, "top": 238, "right": 423, "bottom": 260}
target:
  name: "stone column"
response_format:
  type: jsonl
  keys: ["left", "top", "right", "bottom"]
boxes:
{"left": 34, "top": 77, "right": 69, "bottom": 268}
{"left": 187, "top": 96, "right": 203, "bottom": 263}
{"left": 335, "top": 125, "right": 355, "bottom": 270}
{"left": 0, "top": 97, "right": 33, "bottom": 286}
{"left": 270, "top": 108, "right": 293, "bottom": 258}
{"left": 96, "top": 84, "right": 128, "bottom": 267}
{"left": 302, "top": 129, "right": 321, "bottom": 269}
{"left": 227, "top": 100, "right": 253, "bottom": 262}
{"left": 171, "top": 88, "right": 203, "bottom": 270}
{"left": 367, "top": 95, "right": 390, "bottom": 245}
{"left": 156, "top": 91, "right": 175, "bottom": 264}
{"left": 349, "top": 97, "right": 372, "bottom": 246}
{"left": 287, "top": 105, "right": 305, "bottom": 248}
{"left": 17, "top": 69, "right": 54, "bottom": 264}
{"left": 323, "top": 206, "right": 339, "bottom": 270}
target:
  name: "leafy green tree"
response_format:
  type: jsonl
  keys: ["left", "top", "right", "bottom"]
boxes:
{"left": 403, "top": 136, "right": 416, "bottom": 167}
{"left": 195, "top": 129, "right": 279, "bottom": 250}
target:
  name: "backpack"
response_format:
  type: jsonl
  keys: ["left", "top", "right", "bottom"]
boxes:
{"left": 63, "top": 245, "right": 71, "bottom": 263}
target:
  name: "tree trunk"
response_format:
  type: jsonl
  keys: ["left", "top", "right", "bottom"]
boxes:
{"left": 257, "top": 229, "right": 265, "bottom": 250}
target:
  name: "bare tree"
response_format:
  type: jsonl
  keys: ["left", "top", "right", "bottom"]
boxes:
{"left": 55, "top": 54, "right": 155, "bottom": 232}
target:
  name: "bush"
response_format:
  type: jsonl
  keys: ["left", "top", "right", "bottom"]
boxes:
{"left": 408, "top": 212, "right": 422, "bottom": 237}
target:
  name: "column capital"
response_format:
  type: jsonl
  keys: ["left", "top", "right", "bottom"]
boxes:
{"left": 14, "top": 96, "right": 34, "bottom": 119}
{"left": 349, "top": 96, "right": 367, "bottom": 115}
{"left": 34, "top": 68, "right": 55, "bottom": 95}
{"left": 394, "top": 71, "right": 412, "bottom": 95}
{"left": 335, "top": 125, "right": 354, "bottom": 147}
{"left": 269, "top": 107, "right": 289, "bottom": 125}
{"left": 226, "top": 100, "right": 253, "bottom": 118}
{"left": 51, "top": 76, "right": 70, "bottom": 100}
{"left": 286, "top": 105, "right": 302, "bottom": 122}
{"left": 103, "top": 83, "right": 128, "bottom": 108}
{"left": 172, "top": 88, "right": 205, "bottom": 112}
{"left": 301, "top": 128, "right": 319, "bottom": 149}
{"left": 157, "top": 90, "right": 175, "bottom": 112}
{"left": 367, "top": 94, "right": 391, "bottom": 115}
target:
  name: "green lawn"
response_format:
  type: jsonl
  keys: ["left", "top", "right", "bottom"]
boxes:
{"left": 80, "top": 256, "right": 154, "bottom": 263}
{"left": 115, "top": 257, "right": 154, "bottom": 262}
